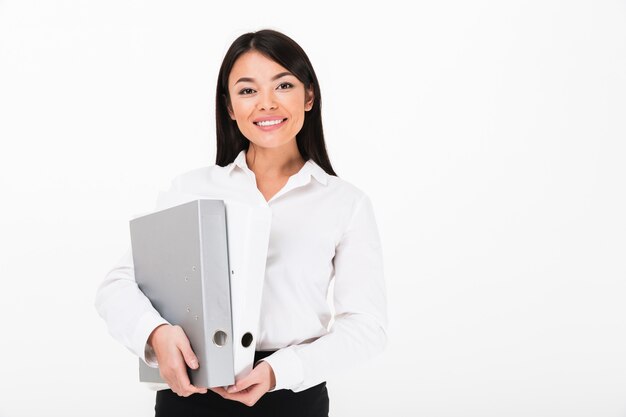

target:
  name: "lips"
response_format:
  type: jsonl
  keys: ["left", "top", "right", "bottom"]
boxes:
{"left": 253, "top": 117, "right": 288, "bottom": 127}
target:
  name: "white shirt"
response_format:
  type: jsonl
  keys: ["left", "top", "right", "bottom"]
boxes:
{"left": 95, "top": 149, "right": 388, "bottom": 392}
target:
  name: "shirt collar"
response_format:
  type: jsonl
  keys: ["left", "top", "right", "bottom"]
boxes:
{"left": 226, "top": 149, "right": 329, "bottom": 186}
{"left": 226, "top": 149, "right": 248, "bottom": 175}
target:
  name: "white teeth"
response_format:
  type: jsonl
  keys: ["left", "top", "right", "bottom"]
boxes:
{"left": 255, "top": 119, "right": 285, "bottom": 127}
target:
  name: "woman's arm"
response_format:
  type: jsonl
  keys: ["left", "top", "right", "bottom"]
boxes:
{"left": 95, "top": 178, "right": 210, "bottom": 396}
{"left": 260, "top": 194, "right": 388, "bottom": 392}
{"left": 95, "top": 247, "right": 170, "bottom": 365}
{"left": 95, "top": 250, "right": 208, "bottom": 396}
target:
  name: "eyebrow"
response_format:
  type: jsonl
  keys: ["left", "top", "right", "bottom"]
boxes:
{"left": 234, "top": 71, "right": 293, "bottom": 85}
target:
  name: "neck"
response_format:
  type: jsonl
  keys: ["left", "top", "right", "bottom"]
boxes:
{"left": 246, "top": 141, "right": 305, "bottom": 178}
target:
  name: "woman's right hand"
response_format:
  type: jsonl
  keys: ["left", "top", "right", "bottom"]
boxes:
{"left": 148, "top": 324, "right": 208, "bottom": 397}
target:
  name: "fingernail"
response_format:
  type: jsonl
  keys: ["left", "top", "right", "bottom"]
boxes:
{"left": 191, "top": 360, "right": 198, "bottom": 369}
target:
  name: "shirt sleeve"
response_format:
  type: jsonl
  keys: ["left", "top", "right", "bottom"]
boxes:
{"left": 260, "top": 194, "right": 388, "bottom": 392}
{"left": 94, "top": 179, "right": 178, "bottom": 370}
{"left": 94, "top": 172, "right": 222, "bottom": 370}
{"left": 94, "top": 174, "right": 211, "bottom": 367}
{"left": 95, "top": 246, "right": 170, "bottom": 367}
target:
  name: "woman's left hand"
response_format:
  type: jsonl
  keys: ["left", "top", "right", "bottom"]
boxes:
{"left": 210, "top": 361, "right": 276, "bottom": 407}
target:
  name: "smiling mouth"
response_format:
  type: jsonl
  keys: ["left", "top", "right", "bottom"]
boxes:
{"left": 254, "top": 118, "right": 287, "bottom": 127}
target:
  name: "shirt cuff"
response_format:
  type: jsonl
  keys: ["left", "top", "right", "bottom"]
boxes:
{"left": 134, "top": 311, "right": 169, "bottom": 368}
{"left": 257, "top": 347, "right": 304, "bottom": 392}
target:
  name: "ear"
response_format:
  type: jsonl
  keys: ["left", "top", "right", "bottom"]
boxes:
{"left": 304, "top": 86, "right": 315, "bottom": 112}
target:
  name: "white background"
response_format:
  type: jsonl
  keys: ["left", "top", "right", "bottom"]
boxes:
{"left": 1, "top": 1, "right": 625, "bottom": 416}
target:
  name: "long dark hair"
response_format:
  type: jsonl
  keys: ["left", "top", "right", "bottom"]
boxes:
{"left": 215, "top": 29, "right": 337, "bottom": 177}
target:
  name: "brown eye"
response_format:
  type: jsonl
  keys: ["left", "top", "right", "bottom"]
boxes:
{"left": 239, "top": 88, "right": 255, "bottom": 95}
{"left": 277, "top": 82, "right": 294, "bottom": 90}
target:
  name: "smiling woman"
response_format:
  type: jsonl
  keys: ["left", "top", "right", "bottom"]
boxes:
{"left": 214, "top": 30, "right": 331, "bottom": 178}
{"left": 95, "top": 29, "right": 388, "bottom": 417}
{"left": 225, "top": 51, "right": 314, "bottom": 174}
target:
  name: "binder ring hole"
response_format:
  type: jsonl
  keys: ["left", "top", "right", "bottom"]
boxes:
{"left": 241, "top": 332, "right": 253, "bottom": 348}
{"left": 213, "top": 330, "right": 227, "bottom": 347}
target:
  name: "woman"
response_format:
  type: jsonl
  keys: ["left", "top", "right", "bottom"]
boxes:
{"left": 96, "top": 29, "right": 387, "bottom": 417}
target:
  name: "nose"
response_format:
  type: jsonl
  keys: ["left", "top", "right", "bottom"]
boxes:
{"left": 257, "top": 91, "right": 278, "bottom": 111}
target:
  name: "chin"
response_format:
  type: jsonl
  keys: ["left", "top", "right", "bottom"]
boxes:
{"left": 249, "top": 138, "right": 295, "bottom": 150}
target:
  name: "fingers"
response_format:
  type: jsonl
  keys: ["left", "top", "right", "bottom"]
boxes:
{"left": 210, "top": 386, "right": 228, "bottom": 396}
{"left": 215, "top": 383, "right": 265, "bottom": 407}
{"left": 226, "top": 366, "right": 257, "bottom": 394}
{"left": 228, "top": 362, "right": 273, "bottom": 393}
{"left": 170, "top": 367, "right": 207, "bottom": 397}
{"left": 153, "top": 325, "right": 207, "bottom": 397}
{"left": 210, "top": 364, "right": 273, "bottom": 407}
{"left": 226, "top": 379, "right": 255, "bottom": 394}
{"left": 166, "top": 352, "right": 207, "bottom": 396}
{"left": 177, "top": 335, "right": 199, "bottom": 370}
{"left": 161, "top": 366, "right": 207, "bottom": 396}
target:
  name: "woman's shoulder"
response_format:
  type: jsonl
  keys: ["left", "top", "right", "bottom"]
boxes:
{"left": 307, "top": 159, "right": 370, "bottom": 202}
{"left": 325, "top": 173, "right": 371, "bottom": 203}
{"left": 167, "top": 163, "right": 230, "bottom": 194}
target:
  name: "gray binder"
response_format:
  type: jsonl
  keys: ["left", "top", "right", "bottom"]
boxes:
{"left": 129, "top": 199, "right": 234, "bottom": 388}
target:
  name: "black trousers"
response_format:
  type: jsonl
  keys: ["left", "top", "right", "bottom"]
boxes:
{"left": 155, "top": 351, "right": 329, "bottom": 417}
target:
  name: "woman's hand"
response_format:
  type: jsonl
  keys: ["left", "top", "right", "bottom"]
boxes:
{"left": 210, "top": 361, "right": 276, "bottom": 407}
{"left": 148, "top": 324, "right": 208, "bottom": 397}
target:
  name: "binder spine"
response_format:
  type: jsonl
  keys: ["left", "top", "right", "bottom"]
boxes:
{"left": 197, "top": 200, "right": 235, "bottom": 387}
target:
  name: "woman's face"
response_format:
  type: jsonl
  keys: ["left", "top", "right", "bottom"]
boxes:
{"left": 227, "top": 50, "right": 314, "bottom": 151}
